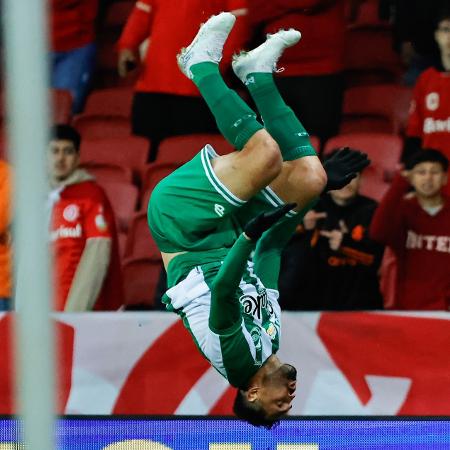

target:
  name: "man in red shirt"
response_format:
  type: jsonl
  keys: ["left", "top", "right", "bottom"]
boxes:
{"left": 50, "top": 0, "right": 98, "bottom": 113}
{"left": 246, "top": 0, "right": 348, "bottom": 145}
{"left": 48, "top": 125, "right": 124, "bottom": 311}
{"left": 405, "top": 8, "right": 450, "bottom": 167}
{"left": 117, "top": 0, "right": 248, "bottom": 159}
{"left": 370, "top": 149, "right": 450, "bottom": 310}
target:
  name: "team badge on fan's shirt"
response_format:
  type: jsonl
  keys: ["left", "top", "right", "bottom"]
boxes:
{"left": 95, "top": 213, "right": 108, "bottom": 232}
{"left": 265, "top": 323, "right": 277, "bottom": 340}
{"left": 63, "top": 204, "right": 80, "bottom": 222}
{"left": 426, "top": 92, "right": 439, "bottom": 111}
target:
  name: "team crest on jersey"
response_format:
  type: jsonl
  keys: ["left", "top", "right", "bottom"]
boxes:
{"left": 426, "top": 92, "right": 439, "bottom": 111}
{"left": 265, "top": 323, "right": 277, "bottom": 340}
{"left": 63, "top": 204, "right": 79, "bottom": 222}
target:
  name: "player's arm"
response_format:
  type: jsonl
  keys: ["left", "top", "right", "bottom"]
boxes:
{"left": 209, "top": 204, "right": 294, "bottom": 332}
{"left": 64, "top": 201, "right": 113, "bottom": 312}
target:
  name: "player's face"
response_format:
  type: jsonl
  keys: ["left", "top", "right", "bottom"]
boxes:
{"left": 257, "top": 363, "right": 297, "bottom": 420}
{"left": 329, "top": 173, "right": 361, "bottom": 203}
{"left": 410, "top": 162, "right": 447, "bottom": 199}
{"left": 49, "top": 139, "right": 79, "bottom": 181}
{"left": 435, "top": 19, "right": 450, "bottom": 55}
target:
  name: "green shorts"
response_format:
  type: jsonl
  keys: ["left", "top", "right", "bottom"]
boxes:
{"left": 148, "top": 144, "right": 295, "bottom": 254}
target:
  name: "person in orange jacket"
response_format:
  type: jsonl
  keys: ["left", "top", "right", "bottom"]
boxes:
{"left": 0, "top": 159, "right": 12, "bottom": 311}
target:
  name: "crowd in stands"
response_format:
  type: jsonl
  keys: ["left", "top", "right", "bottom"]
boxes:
{"left": 0, "top": 0, "right": 449, "bottom": 312}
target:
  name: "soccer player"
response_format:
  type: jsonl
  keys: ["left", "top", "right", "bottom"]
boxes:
{"left": 148, "top": 13, "right": 369, "bottom": 426}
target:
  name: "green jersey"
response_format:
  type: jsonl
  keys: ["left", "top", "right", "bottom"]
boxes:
{"left": 163, "top": 235, "right": 281, "bottom": 388}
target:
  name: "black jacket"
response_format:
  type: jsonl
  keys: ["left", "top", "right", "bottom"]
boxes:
{"left": 279, "top": 194, "right": 384, "bottom": 310}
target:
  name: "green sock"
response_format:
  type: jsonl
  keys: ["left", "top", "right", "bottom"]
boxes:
{"left": 190, "top": 62, "right": 263, "bottom": 150}
{"left": 245, "top": 73, "right": 316, "bottom": 160}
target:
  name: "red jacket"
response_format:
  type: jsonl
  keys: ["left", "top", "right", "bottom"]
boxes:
{"left": 50, "top": 176, "right": 124, "bottom": 311}
{"left": 370, "top": 174, "right": 450, "bottom": 310}
{"left": 247, "top": 0, "right": 346, "bottom": 76}
{"left": 118, "top": 0, "right": 249, "bottom": 95}
{"left": 51, "top": 0, "right": 98, "bottom": 52}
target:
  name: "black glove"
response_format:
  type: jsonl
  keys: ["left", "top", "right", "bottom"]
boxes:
{"left": 244, "top": 203, "right": 296, "bottom": 241}
{"left": 323, "top": 147, "right": 370, "bottom": 191}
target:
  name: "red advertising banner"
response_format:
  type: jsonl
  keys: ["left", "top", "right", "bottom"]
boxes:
{"left": 0, "top": 311, "right": 448, "bottom": 415}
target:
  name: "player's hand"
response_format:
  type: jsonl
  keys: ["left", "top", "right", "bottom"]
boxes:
{"left": 303, "top": 210, "right": 327, "bottom": 230}
{"left": 244, "top": 203, "right": 296, "bottom": 241}
{"left": 118, "top": 49, "right": 138, "bottom": 77}
{"left": 323, "top": 147, "right": 370, "bottom": 192}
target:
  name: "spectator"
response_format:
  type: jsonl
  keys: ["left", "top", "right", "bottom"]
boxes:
{"left": 117, "top": 0, "right": 249, "bottom": 160}
{"left": 404, "top": 7, "right": 450, "bottom": 169}
{"left": 370, "top": 149, "right": 450, "bottom": 310}
{"left": 48, "top": 125, "right": 124, "bottom": 311}
{"left": 279, "top": 149, "right": 384, "bottom": 310}
{"left": 379, "top": 0, "right": 446, "bottom": 86}
{"left": 246, "top": 0, "right": 350, "bottom": 146}
{"left": 0, "top": 160, "right": 12, "bottom": 311}
{"left": 50, "top": 0, "right": 98, "bottom": 113}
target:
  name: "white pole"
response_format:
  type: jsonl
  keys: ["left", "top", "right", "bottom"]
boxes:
{"left": 2, "top": 0, "right": 55, "bottom": 449}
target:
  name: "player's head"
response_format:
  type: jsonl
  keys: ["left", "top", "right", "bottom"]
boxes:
{"left": 405, "top": 149, "right": 448, "bottom": 198}
{"left": 233, "top": 362, "right": 297, "bottom": 428}
{"left": 48, "top": 124, "right": 81, "bottom": 182}
{"left": 435, "top": 7, "right": 450, "bottom": 57}
{"left": 325, "top": 148, "right": 363, "bottom": 204}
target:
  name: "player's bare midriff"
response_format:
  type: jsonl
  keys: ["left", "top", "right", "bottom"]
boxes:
{"left": 161, "top": 251, "right": 187, "bottom": 271}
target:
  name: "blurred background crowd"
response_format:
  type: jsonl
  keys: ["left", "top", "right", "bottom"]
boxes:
{"left": 0, "top": 0, "right": 449, "bottom": 313}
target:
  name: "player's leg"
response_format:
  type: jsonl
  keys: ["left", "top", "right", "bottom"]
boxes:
{"left": 232, "top": 29, "right": 327, "bottom": 209}
{"left": 177, "top": 12, "right": 283, "bottom": 200}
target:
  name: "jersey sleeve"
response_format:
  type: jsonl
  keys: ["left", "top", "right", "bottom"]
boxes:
{"left": 83, "top": 198, "right": 114, "bottom": 240}
{"left": 118, "top": 0, "right": 154, "bottom": 51}
{"left": 406, "top": 73, "right": 425, "bottom": 139}
{"left": 209, "top": 234, "right": 256, "bottom": 333}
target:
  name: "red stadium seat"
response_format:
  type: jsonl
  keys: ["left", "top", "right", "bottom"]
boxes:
{"left": 324, "top": 133, "right": 402, "bottom": 177}
{"left": 73, "top": 115, "right": 131, "bottom": 139}
{"left": 101, "top": 180, "right": 138, "bottom": 232}
{"left": 81, "top": 161, "right": 133, "bottom": 184}
{"left": 122, "top": 257, "right": 162, "bottom": 308}
{"left": 52, "top": 89, "right": 73, "bottom": 124}
{"left": 341, "top": 84, "right": 413, "bottom": 135}
{"left": 156, "top": 134, "right": 234, "bottom": 164}
{"left": 80, "top": 136, "right": 149, "bottom": 175}
{"left": 0, "top": 89, "right": 73, "bottom": 125}
{"left": 324, "top": 133, "right": 402, "bottom": 200}
{"left": 124, "top": 211, "right": 160, "bottom": 259}
{"left": 358, "top": 165, "right": 391, "bottom": 202}
{"left": 83, "top": 87, "right": 133, "bottom": 117}
{"left": 139, "top": 162, "right": 179, "bottom": 205}
{"left": 344, "top": 27, "right": 402, "bottom": 86}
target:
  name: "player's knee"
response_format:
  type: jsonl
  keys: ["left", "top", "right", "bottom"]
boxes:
{"left": 308, "top": 162, "right": 328, "bottom": 197}
{"left": 245, "top": 130, "right": 283, "bottom": 181}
